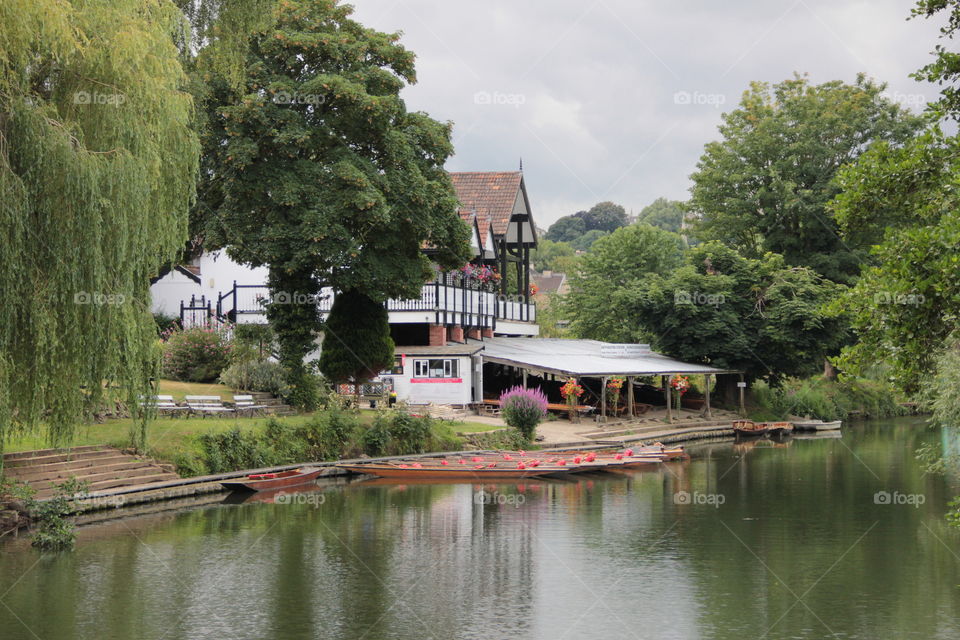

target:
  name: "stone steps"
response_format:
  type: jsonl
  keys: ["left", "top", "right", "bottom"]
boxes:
{"left": 2, "top": 446, "right": 180, "bottom": 501}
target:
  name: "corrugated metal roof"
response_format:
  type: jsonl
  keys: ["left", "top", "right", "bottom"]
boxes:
{"left": 473, "top": 337, "right": 738, "bottom": 376}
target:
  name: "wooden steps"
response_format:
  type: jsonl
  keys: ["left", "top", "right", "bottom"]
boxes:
{"left": 2, "top": 446, "right": 180, "bottom": 500}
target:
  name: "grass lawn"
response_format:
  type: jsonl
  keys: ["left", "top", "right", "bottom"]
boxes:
{"left": 5, "top": 410, "right": 504, "bottom": 463}
{"left": 157, "top": 380, "right": 234, "bottom": 402}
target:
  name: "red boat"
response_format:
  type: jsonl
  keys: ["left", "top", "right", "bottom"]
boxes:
{"left": 220, "top": 467, "right": 324, "bottom": 492}
{"left": 337, "top": 463, "right": 558, "bottom": 480}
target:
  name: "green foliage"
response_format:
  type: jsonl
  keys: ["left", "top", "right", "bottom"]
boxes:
{"left": 545, "top": 216, "right": 587, "bottom": 242}
{"left": 319, "top": 289, "right": 395, "bottom": 388}
{"left": 545, "top": 201, "right": 628, "bottom": 244}
{"left": 638, "top": 198, "right": 685, "bottom": 234}
{"left": 0, "top": 0, "right": 200, "bottom": 452}
{"left": 162, "top": 326, "right": 233, "bottom": 382}
{"left": 29, "top": 478, "right": 88, "bottom": 552}
{"left": 752, "top": 377, "right": 904, "bottom": 421}
{"left": 219, "top": 359, "right": 289, "bottom": 396}
{"left": 689, "top": 73, "right": 926, "bottom": 284}
{"left": 570, "top": 241, "right": 848, "bottom": 383}
{"left": 911, "top": 0, "right": 960, "bottom": 120}
{"left": 578, "top": 201, "right": 628, "bottom": 233}
{"left": 831, "top": 128, "right": 960, "bottom": 390}
{"left": 571, "top": 229, "right": 608, "bottom": 252}
{"left": 231, "top": 323, "right": 274, "bottom": 362}
{"left": 924, "top": 338, "right": 960, "bottom": 427}
{"left": 153, "top": 313, "right": 181, "bottom": 336}
{"left": 194, "top": 1, "right": 469, "bottom": 408}
{"left": 363, "top": 410, "right": 434, "bottom": 457}
{"left": 565, "top": 224, "right": 686, "bottom": 341}
{"left": 531, "top": 239, "right": 576, "bottom": 272}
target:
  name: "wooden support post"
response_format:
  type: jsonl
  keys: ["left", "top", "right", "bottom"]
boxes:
{"left": 522, "top": 369, "right": 528, "bottom": 389}
{"left": 664, "top": 375, "right": 672, "bottom": 423}
{"left": 627, "top": 376, "right": 634, "bottom": 418}
{"left": 704, "top": 374, "right": 712, "bottom": 419}
{"left": 601, "top": 376, "right": 607, "bottom": 420}
{"left": 738, "top": 373, "right": 746, "bottom": 417}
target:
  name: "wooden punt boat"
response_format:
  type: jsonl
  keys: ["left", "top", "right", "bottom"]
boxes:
{"left": 792, "top": 419, "right": 842, "bottom": 431}
{"left": 767, "top": 421, "right": 794, "bottom": 436}
{"left": 337, "top": 463, "right": 558, "bottom": 480}
{"left": 220, "top": 467, "right": 324, "bottom": 492}
{"left": 732, "top": 420, "right": 768, "bottom": 437}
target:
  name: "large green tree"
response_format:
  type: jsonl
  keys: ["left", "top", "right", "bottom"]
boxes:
{"left": 205, "top": 0, "right": 471, "bottom": 402}
{"left": 0, "top": 0, "right": 200, "bottom": 451}
{"left": 638, "top": 198, "right": 685, "bottom": 233}
{"left": 689, "top": 74, "right": 925, "bottom": 284}
{"left": 566, "top": 224, "right": 686, "bottom": 340}
{"left": 569, "top": 241, "right": 846, "bottom": 386}
{"left": 831, "top": 129, "right": 960, "bottom": 392}
{"left": 318, "top": 289, "right": 394, "bottom": 395}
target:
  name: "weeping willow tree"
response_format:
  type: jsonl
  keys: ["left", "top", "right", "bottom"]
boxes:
{"left": 0, "top": 0, "right": 200, "bottom": 454}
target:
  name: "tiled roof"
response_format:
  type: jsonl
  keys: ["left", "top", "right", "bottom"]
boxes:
{"left": 450, "top": 171, "right": 523, "bottom": 236}
{"left": 532, "top": 272, "right": 567, "bottom": 295}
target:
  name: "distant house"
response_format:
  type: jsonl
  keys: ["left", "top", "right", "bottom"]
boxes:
{"left": 531, "top": 270, "right": 568, "bottom": 296}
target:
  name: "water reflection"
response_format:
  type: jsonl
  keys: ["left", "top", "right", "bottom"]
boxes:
{"left": 1, "top": 418, "right": 958, "bottom": 640}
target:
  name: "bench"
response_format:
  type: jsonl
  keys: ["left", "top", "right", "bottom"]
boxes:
{"left": 184, "top": 395, "right": 231, "bottom": 416}
{"left": 139, "top": 395, "right": 187, "bottom": 415}
{"left": 232, "top": 394, "right": 268, "bottom": 416}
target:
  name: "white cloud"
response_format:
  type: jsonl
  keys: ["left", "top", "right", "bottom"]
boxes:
{"left": 349, "top": 0, "right": 949, "bottom": 226}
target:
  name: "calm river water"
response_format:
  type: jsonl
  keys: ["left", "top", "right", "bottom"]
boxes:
{"left": 2, "top": 417, "right": 959, "bottom": 639}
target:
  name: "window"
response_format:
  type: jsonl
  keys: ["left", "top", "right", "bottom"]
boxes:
{"left": 413, "top": 358, "right": 459, "bottom": 379}
{"left": 381, "top": 356, "right": 404, "bottom": 376}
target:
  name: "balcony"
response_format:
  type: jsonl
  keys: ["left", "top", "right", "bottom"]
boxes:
{"left": 198, "top": 280, "right": 536, "bottom": 332}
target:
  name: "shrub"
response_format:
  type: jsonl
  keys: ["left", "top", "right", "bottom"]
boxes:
{"left": 153, "top": 312, "right": 180, "bottom": 336}
{"left": 500, "top": 386, "right": 548, "bottom": 442}
{"left": 219, "top": 359, "right": 290, "bottom": 397}
{"left": 232, "top": 323, "right": 275, "bottom": 363}
{"left": 161, "top": 326, "right": 233, "bottom": 382}
{"left": 29, "top": 478, "right": 88, "bottom": 551}
{"left": 303, "top": 409, "right": 363, "bottom": 460}
{"left": 752, "top": 377, "right": 904, "bottom": 421}
{"left": 362, "top": 410, "right": 452, "bottom": 457}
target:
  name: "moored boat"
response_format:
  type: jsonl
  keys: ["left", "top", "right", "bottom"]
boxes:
{"left": 733, "top": 420, "right": 768, "bottom": 437}
{"left": 767, "top": 421, "right": 794, "bottom": 436}
{"left": 220, "top": 467, "right": 324, "bottom": 492}
{"left": 337, "top": 462, "right": 558, "bottom": 480}
{"left": 792, "top": 419, "right": 842, "bottom": 431}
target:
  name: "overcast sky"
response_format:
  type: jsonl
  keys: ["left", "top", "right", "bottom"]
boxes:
{"left": 349, "top": 0, "right": 947, "bottom": 227}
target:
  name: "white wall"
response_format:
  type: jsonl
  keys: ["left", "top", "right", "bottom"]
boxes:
{"left": 150, "top": 250, "right": 268, "bottom": 317}
{"left": 386, "top": 353, "right": 476, "bottom": 405}
{"left": 196, "top": 250, "right": 268, "bottom": 296}
{"left": 150, "top": 269, "right": 201, "bottom": 316}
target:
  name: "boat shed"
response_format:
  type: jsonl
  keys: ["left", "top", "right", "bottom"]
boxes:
{"left": 470, "top": 337, "right": 743, "bottom": 419}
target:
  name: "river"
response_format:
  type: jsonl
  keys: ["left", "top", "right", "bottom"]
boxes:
{"left": 1, "top": 417, "right": 959, "bottom": 639}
